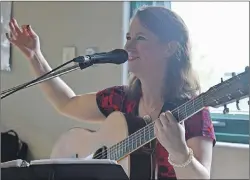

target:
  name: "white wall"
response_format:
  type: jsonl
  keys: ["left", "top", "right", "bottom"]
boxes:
{"left": 212, "top": 142, "right": 249, "bottom": 179}
{"left": 1, "top": 1, "right": 128, "bottom": 160}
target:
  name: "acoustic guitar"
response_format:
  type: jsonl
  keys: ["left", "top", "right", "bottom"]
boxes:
{"left": 50, "top": 67, "right": 249, "bottom": 179}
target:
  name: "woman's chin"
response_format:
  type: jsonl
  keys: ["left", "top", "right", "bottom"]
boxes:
{"left": 128, "top": 61, "right": 140, "bottom": 74}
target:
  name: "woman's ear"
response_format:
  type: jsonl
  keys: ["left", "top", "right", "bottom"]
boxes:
{"left": 164, "top": 41, "right": 178, "bottom": 58}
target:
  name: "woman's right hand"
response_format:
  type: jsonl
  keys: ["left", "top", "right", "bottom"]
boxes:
{"left": 6, "top": 18, "right": 41, "bottom": 60}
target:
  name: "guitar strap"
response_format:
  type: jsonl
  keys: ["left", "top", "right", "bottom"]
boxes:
{"left": 127, "top": 89, "right": 187, "bottom": 179}
{"left": 142, "top": 117, "right": 157, "bottom": 180}
{"left": 150, "top": 101, "right": 172, "bottom": 180}
{"left": 152, "top": 99, "right": 186, "bottom": 179}
{"left": 148, "top": 101, "right": 174, "bottom": 180}
{"left": 150, "top": 139, "right": 158, "bottom": 180}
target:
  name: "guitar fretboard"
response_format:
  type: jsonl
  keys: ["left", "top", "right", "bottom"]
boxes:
{"left": 107, "top": 95, "right": 205, "bottom": 161}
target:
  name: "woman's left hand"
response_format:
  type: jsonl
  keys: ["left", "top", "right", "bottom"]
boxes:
{"left": 154, "top": 111, "right": 189, "bottom": 161}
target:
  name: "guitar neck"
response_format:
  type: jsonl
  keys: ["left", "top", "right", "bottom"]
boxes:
{"left": 107, "top": 95, "right": 206, "bottom": 161}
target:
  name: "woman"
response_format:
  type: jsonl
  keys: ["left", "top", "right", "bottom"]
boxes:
{"left": 6, "top": 6, "right": 215, "bottom": 180}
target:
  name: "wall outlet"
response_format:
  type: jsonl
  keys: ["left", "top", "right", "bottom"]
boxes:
{"left": 62, "top": 47, "right": 76, "bottom": 63}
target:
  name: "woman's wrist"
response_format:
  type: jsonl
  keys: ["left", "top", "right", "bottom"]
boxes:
{"left": 29, "top": 49, "right": 42, "bottom": 60}
{"left": 168, "top": 145, "right": 191, "bottom": 165}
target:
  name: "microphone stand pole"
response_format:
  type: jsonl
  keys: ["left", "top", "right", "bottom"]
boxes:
{"left": 1, "top": 62, "right": 92, "bottom": 98}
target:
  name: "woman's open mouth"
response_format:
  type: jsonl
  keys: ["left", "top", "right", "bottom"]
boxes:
{"left": 128, "top": 57, "right": 138, "bottom": 61}
{"left": 127, "top": 51, "right": 139, "bottom": 62}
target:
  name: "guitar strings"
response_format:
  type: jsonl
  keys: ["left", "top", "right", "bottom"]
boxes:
{"left": 92, "top": 90, "right": 227, "bottom": 160}
{"left": 92, "top": 74, "right": 247, "bottom": 160}
{"left": 92, "top": 85, "right": 236, "bottom": 160}
{"left": 93, "top": 97, "right": 204, "bottom": 160}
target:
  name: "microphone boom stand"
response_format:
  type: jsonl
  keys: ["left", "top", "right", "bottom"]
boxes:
{"left": 1, "top": 49, "right": 128, "bottom": 99}
{"left": 1, "top": 61, "right": 93, "bottom": 98}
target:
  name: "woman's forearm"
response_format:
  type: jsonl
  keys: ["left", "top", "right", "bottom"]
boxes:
{"left": 29, "top": 51, "right": 76, "bottom": 111}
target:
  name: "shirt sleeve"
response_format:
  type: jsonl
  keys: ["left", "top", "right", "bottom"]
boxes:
{"left": 184, "top": 107, "right": 216, "bottom": 146}
{"left": 96, "top": 86, "right": 125, "bottom": 117}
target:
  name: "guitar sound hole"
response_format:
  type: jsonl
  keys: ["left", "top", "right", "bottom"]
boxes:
{"left": 93, "top": 146, "right": 107, "bottom": 159}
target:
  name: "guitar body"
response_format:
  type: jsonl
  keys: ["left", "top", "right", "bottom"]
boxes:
{"left": 51, "top": 111, "right": 153, "bottom": 179}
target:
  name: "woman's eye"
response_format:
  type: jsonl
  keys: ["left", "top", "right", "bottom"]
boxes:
{"left": 126, "top": 36, "right": 131, "bottom": 40}
{"left": 136, "top": 36, "right": 146, "bottom": 40}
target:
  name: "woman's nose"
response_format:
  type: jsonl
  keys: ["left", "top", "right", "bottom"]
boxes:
{"left": 124, "top": 38, "right": 136, "bottom": 51}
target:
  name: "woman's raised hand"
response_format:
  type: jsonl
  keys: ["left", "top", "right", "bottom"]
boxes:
{"left": 6, "top": 18, "right": 41, "bottom": 59}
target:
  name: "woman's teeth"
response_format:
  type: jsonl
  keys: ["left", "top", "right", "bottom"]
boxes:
{"left": 128, "top": 56, "right": 139, "bottom": 61}
{"left": 127, "top": 52, "right": 139, "bottom": 61}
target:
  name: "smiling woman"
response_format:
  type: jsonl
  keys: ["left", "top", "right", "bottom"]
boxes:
{"left": 129, "top": 1, "right": 249, "bottom": 145}
{"left": 6, "top": 2, "right": 236, "bottom": 180}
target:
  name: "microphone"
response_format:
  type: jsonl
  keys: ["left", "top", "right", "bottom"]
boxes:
{"left": 73, "top": 49, "right": 128, "bottom": 65}
{"left": 1, "top": 49, "right": 128, "bottom": 100}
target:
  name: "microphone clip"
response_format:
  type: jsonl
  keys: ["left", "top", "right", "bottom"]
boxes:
{"left": 73, "top": 56, "right": 94, "bottom": 70}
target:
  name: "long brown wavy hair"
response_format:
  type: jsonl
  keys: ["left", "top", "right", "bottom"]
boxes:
{"left": 127, "top": 6, "right": 201, "bottom": 102}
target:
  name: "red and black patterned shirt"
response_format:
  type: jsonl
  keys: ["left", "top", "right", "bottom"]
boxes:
{"left": 96, "top": 85, "right": 216, "bottom": 179}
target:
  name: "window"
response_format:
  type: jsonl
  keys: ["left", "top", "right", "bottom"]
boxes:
{"left": 130, "top": 1, "right": 169, "bottom": 17}
{"left": 128, "top": 2, "right": 249, "bottom": 144}
{"left": 171, "top": 2, "right": 249, "bottom": 144}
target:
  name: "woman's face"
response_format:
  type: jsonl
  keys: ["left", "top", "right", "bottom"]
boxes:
{"left": 124, "top": 16, "right": 169, "bottom": 78}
